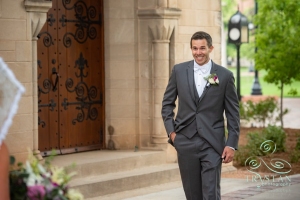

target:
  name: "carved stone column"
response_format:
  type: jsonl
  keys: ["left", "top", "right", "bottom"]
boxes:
{"left": 138, "top": 7, "right": 181, "bottom": 147}
{"left": 24, "top": 0, "right": 52, "bottom": 159}
{"left": 150, "top": 25, "right": 174, "bottom": 144}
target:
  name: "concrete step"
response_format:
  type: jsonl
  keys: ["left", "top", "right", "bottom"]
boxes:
{"left": 51, "top": 150, "right": 180, "bottom": 199}
{"left": 51, "top": 150, "right": 236, "bottom": 199}
{"left": 71, "top": 163, "right": 180, "bottom": 198}
{"left": 85, "top": 180, "right": 184, "bottom": 200}
{"left": 51, "top": 150, "right": 168, "bottom": 180}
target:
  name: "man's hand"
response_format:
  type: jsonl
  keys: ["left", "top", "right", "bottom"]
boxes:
{"left": 221, "top": 146, "right": 235, "bottom": 163}
{"left": 170, "top": 132, "right": 176, "bottom": 143}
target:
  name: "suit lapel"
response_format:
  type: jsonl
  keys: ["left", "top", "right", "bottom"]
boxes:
{"left": 186, "top": 61, "right": 197, "bottom": 105}
{"left": 198, "top": 61, "right": 218, "bottom": 104}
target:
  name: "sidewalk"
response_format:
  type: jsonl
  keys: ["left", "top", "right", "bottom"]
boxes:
{"left": 282, "top": 98, "right": 300, "bottom": 129}
{"left": 96, "top": 174, "right": 300, "bottom": 200}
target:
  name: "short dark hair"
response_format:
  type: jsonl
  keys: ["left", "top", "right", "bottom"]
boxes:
{"left": 190, "top": 31, "right": 213, "bottom": 48}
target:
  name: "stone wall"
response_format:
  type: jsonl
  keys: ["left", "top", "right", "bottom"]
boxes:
{"left": 0, "top": 0, "right": 223, "bottom": 160}
{"left": 0, "top": 0, "right": 33, "bottom": 162}
{"left": 103, "top": 0, "right": 222, "bottom": 150}
{"left": 0, "top": 0, "right": 51, "bottom": 162}
{"left": 103, "top": 0, "right": 138, "bottom": 150}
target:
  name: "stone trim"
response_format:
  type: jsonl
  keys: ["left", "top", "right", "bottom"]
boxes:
{"left": 24, "top": 0, "right": 52, "bottom": 13}
{"left": 24, "top": 0, "right": 52, "bottom": 160}
{"left": 150, "top": 25, "right": 175, "bottom": 42}
{"left": 137, "top": 8, "right": 181, "bottom": 19}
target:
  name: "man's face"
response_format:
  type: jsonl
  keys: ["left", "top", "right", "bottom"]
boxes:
{"left": 191, "top": 39, "right": 214, "bottom": 66}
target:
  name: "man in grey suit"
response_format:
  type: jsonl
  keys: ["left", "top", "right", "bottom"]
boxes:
{"left": 161, "top": 31, "right": 240, "bottom": 200}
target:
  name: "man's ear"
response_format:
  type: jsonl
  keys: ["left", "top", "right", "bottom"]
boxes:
{"left": 209, "top": 45, "right": 214, "bottom": 52}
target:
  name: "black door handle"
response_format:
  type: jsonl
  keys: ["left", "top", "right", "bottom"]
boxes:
{"left": 52, "top": 67, "right": 59, "bottom": 91}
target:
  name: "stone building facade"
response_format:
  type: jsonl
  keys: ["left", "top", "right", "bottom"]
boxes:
{"left": 0, "top": 0, "right": 222, "bottom": 162}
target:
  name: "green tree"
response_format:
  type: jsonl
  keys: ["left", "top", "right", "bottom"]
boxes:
{"left": 254, "top": 0, "right": 300, "bottom": 127}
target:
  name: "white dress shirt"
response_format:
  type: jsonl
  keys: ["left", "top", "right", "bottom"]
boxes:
{"left": 194, "top": 59, "right": 212, "bottom": 97}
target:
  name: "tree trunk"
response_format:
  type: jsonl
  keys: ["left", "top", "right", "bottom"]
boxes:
{"left": 280, "top": 82, "right": 284, "bottom": 127}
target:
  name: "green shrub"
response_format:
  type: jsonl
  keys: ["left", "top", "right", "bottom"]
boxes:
{"left": 290, "top": 149, "right": 300, "bottom": 163}
{"left": 240, "top": 97, "right": 288, "bottom": 127}
{"left": 239, "top": 101, "right": 250, "bottom": 121}
{"left": 234, "top": 125, "right": 286, "bottom": 166}
{"left": 262, "top": 125, "right": 286, "bottom": 152}
{"left": 234, "top": 146, "right": 253, "bottom": 166}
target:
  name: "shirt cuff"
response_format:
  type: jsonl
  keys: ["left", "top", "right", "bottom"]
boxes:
{"left": 228, "top": 146, "right": 235, "bottom": 151}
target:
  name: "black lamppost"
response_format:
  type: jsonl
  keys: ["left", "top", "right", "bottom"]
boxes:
{"left": 251, "top": 0, "right": 262, "bottom": 95}
{"left": 228, "top": 10, "right": 249, "bottom": 101}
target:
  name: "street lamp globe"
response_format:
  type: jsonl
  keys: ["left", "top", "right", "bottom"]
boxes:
{"left": 228, "top": 10, "right": 249, "bottom": 101}
{"left": 228, "top": 10, "right": 249, "bottom": 45}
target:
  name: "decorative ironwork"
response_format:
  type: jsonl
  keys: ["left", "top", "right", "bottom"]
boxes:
{"left": 38, "top": 60, "right": 42, "bottom": 79}
{"left": 38, "top": 79, "right": 52, "bottom": 97}
{"left": 39, "top": 99, "right": 57, "bottom": 112}
{"left": 62, "top": 53, "right": 102, "bottom": 124}
{"left": 59, "top": 0, "right": 101, "bottom": 48}
{"left": 38, "top": 99, "right": 57, "bottom": 128}
{"left": 47, "top": 13, "right": 56, "bottom": 26}
{"left": 38, "top": 116, "right": 46, "bottom": 128}
{"left": 37, "top": 32, "right": 54, "bottom": 47}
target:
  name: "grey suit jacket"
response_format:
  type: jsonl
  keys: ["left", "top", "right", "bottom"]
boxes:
{"left": 161, "top": 60, "right": 240, "bottom": 155}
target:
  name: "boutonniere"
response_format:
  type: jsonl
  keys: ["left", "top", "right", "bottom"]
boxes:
{"left": 204, "top": 73, "right": 219, "bottom": 85}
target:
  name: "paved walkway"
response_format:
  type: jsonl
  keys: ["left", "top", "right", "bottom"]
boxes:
{"left": 97, "top": 174, "right": 300, "bottom": 200}
{"left": 282, "top": 98, "right": 300, "bottom": 129}
{"left": 97, "top": 98, "right": 300, "bottom": 200}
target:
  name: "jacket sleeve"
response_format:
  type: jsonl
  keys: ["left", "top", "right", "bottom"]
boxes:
{"left": 224, "top": 73, "right": 240, "bottom": 149}
{"left": 161, "top": 66, "right": 178, "bottom": 137}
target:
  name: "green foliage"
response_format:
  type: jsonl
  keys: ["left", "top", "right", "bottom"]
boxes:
{"left": 261, "top": 125, "right": 286, "bottom": 152}
{"left": 228, "top": 67, "right": 300, "bottom": 97}
{"left": 239, "top": 101, "right": 249, "bottom": 121}
{"left": 254, "top": 0, "right": 300, "bottom": 123}
{"left": 240, "top": 97, "right": 288, "bottom": 127}
{"left": 290, "top": 136, "right": 300, "bottom": 163}
{"left": 234, "top": 146, "right": 254, "bottom": 166}
{"left": 290, "top": 149, "right": 300, "bottom": 163}
{"left": 234, "top": 125, "right": 286, "bottom": 166}
{"left": 9, "top": 156, "right": 29, "bottom": 200}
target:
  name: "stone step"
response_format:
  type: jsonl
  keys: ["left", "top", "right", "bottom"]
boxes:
{"left": 71, "top": 163, "right": 180, "bottom": 198}
{"left": 85, "top": 180, "right": 183, "bottom": 200}
{"left": 51, "top": 149, "right": 237, "bottom": 199}
{"left": 51, "top": 150, "right": 168, "bottom": 180}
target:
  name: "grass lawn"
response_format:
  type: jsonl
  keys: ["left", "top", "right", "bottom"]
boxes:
{"left": 228, "top": 67, "right": 300, "bottom": 97}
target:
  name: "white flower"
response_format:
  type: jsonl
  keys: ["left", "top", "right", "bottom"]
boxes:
{"left": 208, "top": 78, "right": 214, "bottom": 84}
{"left": 204, "top": 73, "right": 219, "bottom": 85}
{"left": 66, "top": 188, "right": 84, "bottom": 200}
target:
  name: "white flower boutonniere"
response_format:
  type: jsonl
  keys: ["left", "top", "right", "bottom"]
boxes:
{"left": 204, "top": 73, "right": 219, "bottom": 85}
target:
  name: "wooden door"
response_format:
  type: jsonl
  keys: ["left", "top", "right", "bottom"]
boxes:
{"left": 37, "top": 0, "right": 105, "bottom": 156}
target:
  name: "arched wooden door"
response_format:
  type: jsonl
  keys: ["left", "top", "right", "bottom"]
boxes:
{"left": 37, "top": 0, "right": 105, "bottom": 156}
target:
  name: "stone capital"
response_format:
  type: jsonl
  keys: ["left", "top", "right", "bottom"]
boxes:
{"left": 150, "top": 25, "right": 175, "bottom": 42}
{"left": 137, "top": 7, "right": 181, "bottom": 19}
{"left": 24, "top": 0, "right": 52, "bottom": 39}
{"left": 24, "top": 0, "right": 52, "bottom": 13}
